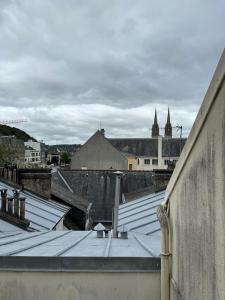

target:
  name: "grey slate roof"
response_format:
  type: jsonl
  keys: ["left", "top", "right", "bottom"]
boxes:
{"left": 51, "top": 170, "right": 90, "bottom": 212}
{"left": 0, "top": 229, "right": 160, "bottom": 257}
{"left": 162, "top": 138, "right": 186, "bottom": 157}
{"left": 109, "top": 138, "right": 158, "bottom": 157}
{"left": 118, "top": 190, "right": 165, "bottom": 236}
{"left": 109, "top": 137, "right": 186, "bottom": 157}
{"left": 0, "top": 181, "right": 70, "bottom": 231}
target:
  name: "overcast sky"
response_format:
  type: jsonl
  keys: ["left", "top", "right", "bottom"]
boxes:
{"left": 0, "top": 0, "right": 224, "bottom": 144}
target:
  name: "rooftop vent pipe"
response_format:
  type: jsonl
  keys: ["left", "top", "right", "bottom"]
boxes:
{"left": 113, "top": 171, "right": 123, "bottom": 238}
{"left": 119, "top": 225, "right": 128, "bottom": 239}
{"left": 94, "top": 223, "right": 105, "bottom": 238}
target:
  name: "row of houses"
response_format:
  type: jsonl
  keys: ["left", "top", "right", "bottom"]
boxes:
{"left": 0, "top": 137, "right": 81, "bottom": 167}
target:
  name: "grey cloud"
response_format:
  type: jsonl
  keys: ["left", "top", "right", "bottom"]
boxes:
{"left": 0, "top": 0, "right": 224, "bottom": 142}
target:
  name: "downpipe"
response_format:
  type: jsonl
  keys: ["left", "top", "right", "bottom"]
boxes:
{"left": 157, "top": 204, "right": 171, "bottom": 300}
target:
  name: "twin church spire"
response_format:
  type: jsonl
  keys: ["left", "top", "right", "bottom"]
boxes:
{"left": 151, "top": 108, "right": 172, "bottom": 138}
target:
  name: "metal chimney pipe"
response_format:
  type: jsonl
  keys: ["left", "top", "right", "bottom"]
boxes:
{"left": 7, "top": 197, "right": 14, "bottom": 215}
{"left": 113, "top": 171, "right": 123, "bottom": 238}
{"left": 13, "top": 190, "right": 20, "bottom": 217}
{"left": 0, "top": 189, "right": 7, "bottom": 212}
{"left": 19, "top": 197, "right": 26, "bottom": 220}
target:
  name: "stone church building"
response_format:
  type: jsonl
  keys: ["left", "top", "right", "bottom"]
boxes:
{"left": 71, "top": 109, "right": 186, "bottom": 171}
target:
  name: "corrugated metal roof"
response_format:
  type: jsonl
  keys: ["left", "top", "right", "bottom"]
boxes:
{"left": 0, "top": 229, "right": 160, "bottom": 257}
{"left": 118, "top": 190, "right": 165, "bottom": 236}
{"left": 0, "top": 181, "right": 70, "bottom": 231}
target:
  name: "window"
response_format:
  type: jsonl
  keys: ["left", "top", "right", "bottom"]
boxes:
{"left": 152, "top": 159, "right": 158, "bottom": 165}
{"left": 137, "top": 158, "right": 139, "bottom": 165}
{"left": 32, "top": 158, "right": 35, "bottom": 162}
{"left": 164, "top": 160, "right": 170, "bottom": 165}
{"left": 144, "top": 159, "right": 150, "bottom": 165}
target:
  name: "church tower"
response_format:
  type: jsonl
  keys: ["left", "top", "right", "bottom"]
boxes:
{"left": 165, "top": 108, "right": 172, "bottom": 137}
{"left": 152, "top": 109, "right": 159, "bottom": 137}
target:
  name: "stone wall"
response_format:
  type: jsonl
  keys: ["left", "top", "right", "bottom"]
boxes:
{"left": 0, "top": 167, "right": 51, "bottom": 199}
{"left": 61, "top": 170, "right": 171, "bottom": 221}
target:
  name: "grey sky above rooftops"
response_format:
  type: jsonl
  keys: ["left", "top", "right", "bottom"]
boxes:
{"left": 0, "top": 0, "right": 224, "bottom": 144}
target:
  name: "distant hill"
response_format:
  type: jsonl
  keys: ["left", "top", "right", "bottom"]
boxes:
{"left": 0, "top": 124, "right": 36, "bottom": 142}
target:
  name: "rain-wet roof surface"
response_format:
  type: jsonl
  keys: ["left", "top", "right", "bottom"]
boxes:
{"left": 0, "top": 181, "right": 70, "bottom": 231}
{"left": 118, "top": 190, "right": 165, "bottom": 236}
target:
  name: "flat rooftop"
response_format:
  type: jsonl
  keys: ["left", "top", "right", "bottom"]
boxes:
{"left": 0, "top": 230, "right": 160, "bottom": 272}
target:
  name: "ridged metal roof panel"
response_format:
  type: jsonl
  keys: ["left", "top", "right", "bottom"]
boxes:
{"left": 0, "top": 230, "right": 160, "bottom": 257}
{"left": 0, "top": 181, "right": 70, "bottom": 231}
{"left": 118, "top": 190, "right": 165, "bottom": 236}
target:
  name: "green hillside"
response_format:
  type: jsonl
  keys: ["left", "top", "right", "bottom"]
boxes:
{"left": 0, "top": 124, "right": 36, "bottom": 141}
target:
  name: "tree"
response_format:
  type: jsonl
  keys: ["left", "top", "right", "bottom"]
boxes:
{"left": 0, "top": 143, "right": 17, "bottom": 166}
{"left": 60, "top": 152, "right": 71, "bottom": 165}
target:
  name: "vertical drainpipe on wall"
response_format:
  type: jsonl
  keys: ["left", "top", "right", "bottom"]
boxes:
{"left": 158, "top": 136, "right": 163, "bottom": 169}
{"left": 157, "top": 203, "right": 171, "bottom": 300}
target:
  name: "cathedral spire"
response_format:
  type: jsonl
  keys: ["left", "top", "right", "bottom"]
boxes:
{"left": 152, "top": 109, "right": 159, "bottom": 137}
{"left": 165, "top": 108, "right": 172, "bottom": 137}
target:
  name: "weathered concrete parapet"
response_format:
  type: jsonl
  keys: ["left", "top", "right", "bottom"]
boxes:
{"left": 163, "top": 49, "right": 225, "bottom": 300}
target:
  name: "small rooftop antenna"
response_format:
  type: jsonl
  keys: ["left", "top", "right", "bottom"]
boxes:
{"left": 175, "top": 125, "right": 183, "bottom": 138}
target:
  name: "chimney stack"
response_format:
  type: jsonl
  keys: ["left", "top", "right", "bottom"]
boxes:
{"left": 7, "top": 197, "right": 14, "bottom": 215}
{"left": 100, "top": 128, "right": 105, "bottom": 136}
{"left": 0, "top": 189, "right": 7, "bottom": 212}
{"left": 13, "top": 190, "right": 20, "bottom": 217}
{"left": 0, "top": 189, "right": 29, "bottom": 229}
{"left": 19, "top": 197, "right": 26, "bottom": 220}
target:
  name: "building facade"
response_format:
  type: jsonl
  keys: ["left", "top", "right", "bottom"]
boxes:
{"left": 24, "top": 140, "right": 41, "bottom": 165}
{"left": 109, "top": 109, "right": 186, "bottom": 171}
{"left": 71, "top": 130, "right": 128, "bottom": 170}
{"left": 71, "top": 110, "right": 186, "bottom": 171}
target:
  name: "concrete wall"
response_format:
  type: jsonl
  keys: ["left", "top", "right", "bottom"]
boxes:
{"left": 0, "top": 271, "right": 160, "bottom": 300}
{"left": 165, "top": 50, "right": 225, "bottom": 300}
